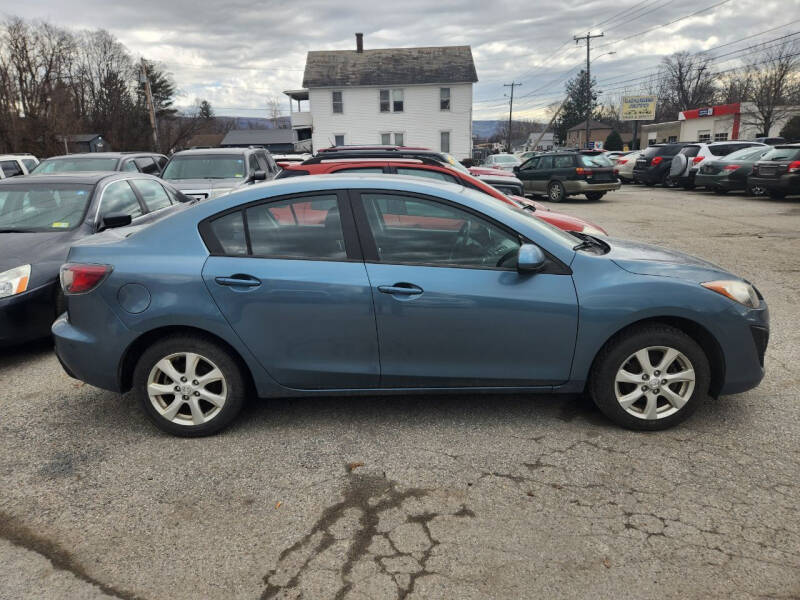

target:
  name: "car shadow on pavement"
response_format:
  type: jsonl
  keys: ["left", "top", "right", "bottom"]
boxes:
{"left": 0, "top": 338, "right": 53, "bottom": 371}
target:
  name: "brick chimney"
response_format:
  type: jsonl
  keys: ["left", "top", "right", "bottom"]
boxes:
{"left": 355, "top": 32, "right": 363, "bottom": 53}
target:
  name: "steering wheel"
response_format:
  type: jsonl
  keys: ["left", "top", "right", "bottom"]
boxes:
{"left": 449, "top": 220, "right": 473, "bottom": 260}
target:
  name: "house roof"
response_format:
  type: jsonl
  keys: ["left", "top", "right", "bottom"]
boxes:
{"left": 567, "top": 120, "right": 612, "bottom": 132}
{"left": 302, "top": 46, "right": 478, "bottom": 88}
{"left": 220, "top": 129, "right": 294, "bottom": 146}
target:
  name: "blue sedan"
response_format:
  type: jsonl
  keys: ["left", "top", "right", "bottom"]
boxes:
{"left": 53, "top": 175, "right": 768, "bottom": 436}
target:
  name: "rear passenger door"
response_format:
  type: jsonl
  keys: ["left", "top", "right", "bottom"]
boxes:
{"left": 552, "top": 154, "right": 575, "bottom": 182}
{"left": 200, "top": 191, "right": 379, "bottom": 389}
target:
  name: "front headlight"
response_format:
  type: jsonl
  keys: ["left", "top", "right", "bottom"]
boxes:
{"left": 0, "top": 264, "right": 31, "bottom": 299}
{"left": 581, "top": 225, "right": 607, "bottom": 236}
{"left": 701, "top": 280, "right": 760, "bottom": 308}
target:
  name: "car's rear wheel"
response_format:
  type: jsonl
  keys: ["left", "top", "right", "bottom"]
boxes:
{"left": 585, "top": 191, "right": 605, "bottom": 201}
{"left": 662, "top": 174, "right": 678, "bottom": 188}
{"left": 547, "top": 181, "right": 566, "bottom": 202}
{"left": 746, "top": 184, "right": 766, "bottom": 197}
{"left": 589, "top": 325, "right": 710, "bottom": 430}
{"left": 133, "top": 335, "right": 246, "bottom": 436}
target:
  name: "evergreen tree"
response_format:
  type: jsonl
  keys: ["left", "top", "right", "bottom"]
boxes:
{"left": 780, "top": 115, "right": 800, "bottom": 140}
{"left": 199, "top": 100, "right": 214, "bottom": 120}
{"left": 554, "top": 70, "right": 598, "bottom": 145}
{"left": 605, "top": 130, "right": 623, "bottom": 151}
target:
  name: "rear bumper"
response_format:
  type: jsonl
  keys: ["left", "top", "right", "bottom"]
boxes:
{"left": 748, "top": 174, "right": 800, "bottom": 193}
{"left": 0, "top": 280, "right": 57, "bottom": 347}
{"left": 564, "top": 180, "right": 621, "bottom": 194}
{"left": 633, "top": 167, "right": 665, "bottom": 184}
{"left": 694, "top": 173, "right": 746, "bottom": 191}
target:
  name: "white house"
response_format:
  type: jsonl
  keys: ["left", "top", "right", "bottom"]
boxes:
{"left": 284, "top": 34, "right": 478, "bottom": 159}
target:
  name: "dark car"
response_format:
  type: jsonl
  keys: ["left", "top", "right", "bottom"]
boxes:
{"left": 747, "top": 144, "right": 800, "bottom": 199}
{"left": 0, "top": 172, "right": 190, "bottom": 345}
{"left": 633, "top": 143, "right": 692, "bottom": 187}
{"left": 514, "top": 151, "right": 621, "bottom": 202}
{"left": 32, "top": 152, "right": 168, "bottom": 175}
{"left": 161, "top": 147, "right": 280, "bottom": 201}
{"left": 694, "top": 146, "right": 773, "bottom": 195}
{"left": 668, "top": 141, "right": 765, "bottom": 190}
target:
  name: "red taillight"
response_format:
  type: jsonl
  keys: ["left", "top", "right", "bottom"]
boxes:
{"left": 576, "top": 167, "right": 593, "bottom": 176}
{"left": 723, "top": 165, "right": 740, "bottom": 171}
{"left": 651, "top": 156, "right": 663, "bottom": 165}
{"left": 60, "top": 263, "right": 112, "bottom": 295}
{"left": 617, "top": 158, "right": 628, "bottom": 165}
{"left": 788, "top": 161, "right": 800, "bottom": 173}
{"left": 614, "top": 168, "right": 619, "bottom": 175}
{"left": 692, "top": 156, "right": 704, "bottom": 164}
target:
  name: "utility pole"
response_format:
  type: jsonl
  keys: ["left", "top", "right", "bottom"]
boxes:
{"left": 574, "top": 32, "right": 603, "bottom": 149}
{"left": 503, "top": 81, "right": 521, "bottom": 153}
{"left": 140, "top": 58, "right": 160, "bottom": 152}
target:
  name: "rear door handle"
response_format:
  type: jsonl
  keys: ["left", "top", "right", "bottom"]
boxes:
{"left": 377, "top": 283, "right": 423, "bottom": 296}
{"left": 215, "top": 274, "right": 261, "bottom": 287}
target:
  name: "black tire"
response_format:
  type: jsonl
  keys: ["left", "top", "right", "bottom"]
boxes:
{"left": 585, "top": 191, "right": 605, "bottom": 201}
{"left": 769, "top": 190, "right": 786, "bottom": 199}
{"left": 644, "top": 181, "right": 655, "bottom": 187}
{"left": 132, "top": 335, "right": 247, "bottom": 437}
{"left": 589, "top": 324, "right": 710, "bottom": 431}
{"left": 746, "top": 184, "right": 766, "bottom": 197}
{"left": 547, "top": 181, "right": 566, "bottom": 202}
{"left": 662, "top": 174, "right": 677, "bottom": 188}
{"left": 683, "top": 183, "right": 695, "bottom": 190}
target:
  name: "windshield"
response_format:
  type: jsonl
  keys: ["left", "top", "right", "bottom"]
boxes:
{"left": 579, "top": 154, "right": 613, "bottom": 167}
{"left": 33, "top": 157, "right": 119, "bottom": 173}
{"left": 492, "top": 155, "right": 518, "bottom": 164}
{"left": 162, "top": 155, "right": 247, "bottom": 180}
{"left": 761, "top": 147, "right": 800, "bottom": 162}
{"left": 726, "top": 146, "right": 770, "bottom": 161}
{"left": 0, "top": 183, "right": 93, "bottom": 232}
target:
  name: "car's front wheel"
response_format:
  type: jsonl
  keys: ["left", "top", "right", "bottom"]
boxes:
{"left": 133, "top": 335, "right": 246, "bottom": 436}
{"left": 589, "top": 325, "right": 710, "bottom": 430}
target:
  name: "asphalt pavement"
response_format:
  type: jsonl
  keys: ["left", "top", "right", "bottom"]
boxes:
{"left": 1, "top": 184, "right": 798, "bottom": 600}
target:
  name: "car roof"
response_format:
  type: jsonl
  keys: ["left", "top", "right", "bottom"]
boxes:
{"left": 317, "top": 145, "right": 431, "bottom": 153}
{"left": 303, "top": 150, "right": 449, "bottom": 164}
{"left": 170, "top": 148, "right": 253, "bottom": 157}
{"left": 0, "top": 171, "right": 154, "bottom": 186}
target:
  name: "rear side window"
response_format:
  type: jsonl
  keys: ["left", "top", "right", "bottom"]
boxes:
{"left": 657, "top": 145, "right": 683, "bottom": 156}
{"left": 679, "top": 146, "right": 700, "bottom": 158}
{"left": 209, "top": 211, "right": 247, "bottom": 255}
{"left": 246, "top": 194, "right": 345, "bottom": 260}
{"left": 761, "top": 147, "right": 800, "bottom": 161}
{"left": 709, "top": 143, "right": 756, "bottom": 156}
{"left": 1, "top": 160, "right": 23, "bottom": 177}
{"left": 133, "top": 179, "right": 172, "bottom": 211}
{"left": 553, "top": 155, "right": 574, "bottom": 168}
{"left": 395, "top": 167, "right": 459, "bottom": 184}
{"left": 122, "top": 161, "right": 140, "bottom": 172}
{"left": 134, "top": 157, "right": 159, "bottom": 174}
{"left": 22, "top": 159, "right": 38, "bottom": 172}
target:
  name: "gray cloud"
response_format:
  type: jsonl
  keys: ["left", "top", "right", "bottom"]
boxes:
{"left": 7, "top": 0, "right": 798, "bottom": 119}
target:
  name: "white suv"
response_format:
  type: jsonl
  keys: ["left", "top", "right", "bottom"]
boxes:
{"left": 0, "top": 154, "right": 39, "bottom": 179}
{"left": 669, "top": 142, "right": 764, "bottom": 190}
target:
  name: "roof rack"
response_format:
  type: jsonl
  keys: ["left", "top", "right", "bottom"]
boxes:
{"left": 303, "top": 150, "right": 450, "bottom": 166}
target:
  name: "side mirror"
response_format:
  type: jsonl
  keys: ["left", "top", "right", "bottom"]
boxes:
{"left": 513, "top": 165, "right": 520, "bottom": 174}
{"left": 100, "top": 212, "right": 132, "bottom": 230}
{"left": 252, "top": 170, "right": 267, "bottom": 182}
{"left": 517, "top": 243, "right": 546, "bottom": 273}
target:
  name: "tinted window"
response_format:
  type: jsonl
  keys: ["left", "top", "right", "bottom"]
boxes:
{"left": 579, "top": 154, "right": 613, "bottom": 167}
{"left": 134, "top": 157, "right": 158, "bottom": 173}
{"left": 521, "top": 157, "right": 539, "bottom": 170}
{"left": 21, "top": 159, "right": 38, "bottom": 172}
{"left": 0, "top": 160, "right": 23, "bottom": 177}
{"left": 726, "top": 146, "right": 770, "bottom": 161}
{"left": 538, "top": 156, "right": 553, "bottom": 170}
{"left": 209, "top": 211, "right": 247, "bottom": 255}
{"left": 761, "top": 147, "right": 800, "bottom": 161}
{"left": 99, "top": 181, "right": 142, "bottom": 220}
{"left": 553, "top": 155, "right": 574, "bottom": 168}
{"left": 246, "top": 194, "right": 345, "bottom": 260}
{"left": 361, "top": 193, "right": 519, "bottom": 268}
{"left": 162, "top": 155, "right": 246, "bottom": 180}
{"left": 709, "top": 143, "right": 756, "bottom": 156}
{"left": 395, "top": 167, "right": 459, "bottom": 184}
{"left": 133, "top": 179, "right": 172, "bottom": 211}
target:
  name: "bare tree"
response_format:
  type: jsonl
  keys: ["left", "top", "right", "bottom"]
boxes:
{"left": 657, "top": 51, "right": 716, "bottom": 118}
{"left": 742, "top": 40, "right": 800, "bottom": 136}
{"left": 265, "top": 93, "right": 288, "bottom": 128}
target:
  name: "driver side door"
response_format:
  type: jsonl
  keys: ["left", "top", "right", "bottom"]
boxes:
{"left": 352, "top": 190, "right": 579, "bottom": 388}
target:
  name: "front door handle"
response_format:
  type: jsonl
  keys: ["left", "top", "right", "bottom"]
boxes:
{"left": 377, "top": 283, "right": 423, "bottom": 296}
{"left": 215, "top": 274, "right": 261, "bottom": 287}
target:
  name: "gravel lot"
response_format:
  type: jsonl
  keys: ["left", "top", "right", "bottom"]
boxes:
{"left": 1, "top": 184, "right": 799, "bottom": 600}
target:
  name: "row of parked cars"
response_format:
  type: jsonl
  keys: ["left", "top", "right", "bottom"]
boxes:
{"left": 610, "top": 140, "right": 800, "bottom": 199}
{"left": 1, "top": 142, "right": 769, "bottom": 437}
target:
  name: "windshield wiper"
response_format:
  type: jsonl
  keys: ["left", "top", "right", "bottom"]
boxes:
{"left": 0, "top": 228, "right": 33, "bottom": 233}
{"left": 571, "top": 232, "right": 606, "bottom": 252}
{"left": 521, "top": 204, "right": 536, "bottom": 213}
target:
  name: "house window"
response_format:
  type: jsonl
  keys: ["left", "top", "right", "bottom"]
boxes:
{"left": 393, "top": 132, "right": 404, "bottom": 146}
{"left": 714, "top": 132, "right": 729, "bottom": 141}
{"left": 392, "top": 89, "right": 404, "bottom": 112}
{"left": 334, "top": 134, "right": 345, "bottom": 146}
{"left": 440, "top": 88, "right": 451, "bottom": 111}
{"left": 698, "top": 130, "right": 711, "bottom": 143}
{"left": 332, "top": 91, "right": 343, "bottom": 114}
{"left": 380, "top": 133, "right": 391, "bottom": 145}
{"left": 379, "top": 90, "right": 390, "bottom": 112}
{"left": 668, "top": 136, "right": 677, "bottom": 143}
{"left": 440, "top": 131, "right": 450, "bottom": 153}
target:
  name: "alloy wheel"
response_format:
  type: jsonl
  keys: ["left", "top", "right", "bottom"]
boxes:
{"left": 613, "top": 346, "right": 695, "bottom": 420}
{"left": 549, "top": 183, "right": 563, "bottom": 201}
{"left": 146, "top": 352, "right": 227, "bottom": 426}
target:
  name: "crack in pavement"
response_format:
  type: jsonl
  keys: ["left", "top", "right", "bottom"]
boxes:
{"left": 261, "top": 471, "right": 474, "bottom": 600}
{"left": 0, "top": 510, "right": 146, "bottom": 600}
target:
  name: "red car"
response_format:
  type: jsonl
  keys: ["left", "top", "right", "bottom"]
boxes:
{"left": 277, "top": 157, "right": 607, "bottom": 235}
{"left": 469, "top": 166, "right": 518, "bottom": 178}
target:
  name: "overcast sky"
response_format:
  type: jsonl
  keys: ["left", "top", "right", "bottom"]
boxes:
{"left": 11, "top": 0, "right": 800, "bottom": 120}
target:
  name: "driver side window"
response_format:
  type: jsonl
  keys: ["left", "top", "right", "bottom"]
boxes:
{"left": 361, "top": 193, "right": 520, "bottom": 269}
